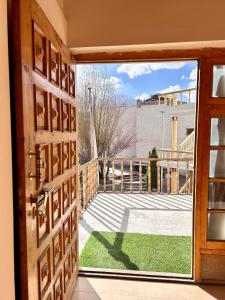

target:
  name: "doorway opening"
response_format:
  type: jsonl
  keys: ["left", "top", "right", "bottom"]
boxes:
{"left": 76, "top": 60, "right": 198, "bottom": 278}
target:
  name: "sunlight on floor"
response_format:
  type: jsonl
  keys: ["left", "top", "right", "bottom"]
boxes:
{"left": 71, "top": 277, "right": 225, "bottom": 300}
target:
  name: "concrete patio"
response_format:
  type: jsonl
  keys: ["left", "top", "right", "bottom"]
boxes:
{"left": 79, "top": 193, "right": 193, "bottom": 254}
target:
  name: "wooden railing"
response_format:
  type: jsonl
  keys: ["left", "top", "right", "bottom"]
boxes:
{"left": 79, "top": 157, "right": 194, "bottom": 210}
{"left": 137, "top": 88, "right": 196, "bottom": 107}
{"left": 179, "top": 177, "right": 192, "bottom": 194}
{"left": 157, "top": 149, "right": 193, "bottom": 160}
{"left": 158, "top": 87, "right": 196, "bottom": 106}
{"left": 179, "top": 130, "right": 195, "bottom": 153}
{"left": 98, "top": 157, "right": 193, "bottom": 194}
{"left": 79, "top": 158, "right": 98, "bottom": 209}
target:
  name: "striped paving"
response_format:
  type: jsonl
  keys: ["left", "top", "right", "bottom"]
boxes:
{"left": 79, "top": 193, "right": 193, "bottom": 254}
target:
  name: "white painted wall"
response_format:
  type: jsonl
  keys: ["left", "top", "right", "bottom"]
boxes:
{"left": 118, "top": 103, "right": 196, "bottom": 158}
{"left": 117, "top": 106, "right": 137, "bottom": 157}
{"left": 136, "top": 104, "right": 196, "bottom": 157}
{"left": 0, "top": 1, "right": 15, "bottom": 299}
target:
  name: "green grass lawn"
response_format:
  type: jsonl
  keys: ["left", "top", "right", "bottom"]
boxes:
{"left": 80, "top": 231, "right": 192, "bottom": 274}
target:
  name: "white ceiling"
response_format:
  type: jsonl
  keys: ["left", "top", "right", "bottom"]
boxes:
{"left": 61, "top": 0, "right": 225, "bottom": 53}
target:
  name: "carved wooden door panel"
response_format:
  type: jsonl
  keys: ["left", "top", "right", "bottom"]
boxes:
{"left": 10, "top": 1, "right": 78, "bottom": 299}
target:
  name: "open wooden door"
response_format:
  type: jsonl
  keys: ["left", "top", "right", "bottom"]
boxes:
{"left": 196, "top": 56, "right": 225, "bottom": 283}
{"left": 9, "top": 0, "right": 78, "bottom": 299}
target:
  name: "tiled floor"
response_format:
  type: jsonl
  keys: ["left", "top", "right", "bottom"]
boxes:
{"left": 71, "top": 277, "right": 225, "bottom": 300}
{"left": 79, "top": 193, "right": 193, "bottom": 253}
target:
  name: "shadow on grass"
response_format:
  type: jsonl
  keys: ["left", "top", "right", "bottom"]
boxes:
{"left": 81, "top": 220, "right": 139, "bottom": 270}
{"left": 92, "top": 231, "right": 139, "bottom": 270}
{"left": 80, "top": 193, "right": 193, "bottom": 273}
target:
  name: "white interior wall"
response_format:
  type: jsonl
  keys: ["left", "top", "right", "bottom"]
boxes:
{"left": 0, "top": 1, "right": 15, "bottom": 299}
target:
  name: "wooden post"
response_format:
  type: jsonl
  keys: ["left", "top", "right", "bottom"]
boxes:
{"left": 173, "top": 94, "right": 177, "bottom": 106}
{"left": 112, "top": 160, "right": 115, "bottom": 192}
{"left": 139, "top": 160, "right": 142, "bottom": 193}
{"left": 160, "top": 166, "right": 164, "bottom": 192}
{"left": 148, "top": 160, "right": 151, "bottom": 193}
{"left": 94, "top": 161, "right": 96, "bottom": 194}
{"left": 172, "top": 116, "right": 178, "bottom": 152}
{"left": 79, "top": 167, "right": 83, "bottom": 210}
{"left": 171, "top": 116, "right": 178, "bottom": 193}
{"left": 83, "top": 169, "right": 86, "bottom": 206}
{"left": 96, "top": 160, "right": 98, "bottom": 192}
{"left": 157, "top": 161, "right": 160, "bottom": 193}
{"left": 130, "top": 160, "right": 133, "bottom": 192}
{"left": 186, "top": 161, "right": 189, "bottom": 194}
{"left": 167, "top": 162, "right": 170, "bottom": 194}
{"left": 190, "top": 170, "right": 193, "bottom": 194}
{"left": 176, "top": 161, "right": 180, "bottom": 193}
{"left": 121, "top": 160, "right": 124, "bottom": 192}
{"left": 103, "top": 159, "right": 106, "bottom": 192}
{"left": 87, "top": 166, "right": 90, "bottom": 202}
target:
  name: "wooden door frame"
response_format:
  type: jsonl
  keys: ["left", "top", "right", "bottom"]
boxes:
{"left": 73, "top": 47, "right": 225, "bottom": 283}
{"left": 8, "top": 0, "right": 225, "bottom": 289}
{"left": 73, "top": 47, "right": 225, "bottom": 63}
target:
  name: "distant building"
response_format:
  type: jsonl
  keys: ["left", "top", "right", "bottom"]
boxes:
{"left": 118, "top": 91, "right": 196, "bottom": 158}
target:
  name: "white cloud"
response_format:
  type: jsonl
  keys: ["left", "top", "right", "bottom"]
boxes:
{"left": 106, "top": 76, "right": 122, "bottom": 89}
{"left": 134, "top": 93, "right": 151, "bottom": 101}
{"left": 181, "top": 75, "right": 186, "bottom": 80}
{"left": 189, "top": 67, "right": 197, "bottom": 81}
{"left": 188, "top": 80, "right": 197, "bottom": 88}
{"left": 188, "top": 67, "right": 198, "bottom": 88}
{"left": 157, "top": 84, "right": 181, "bottom": 94}
{"left": 117, "top": 62, "right": 187, "bottom": 78}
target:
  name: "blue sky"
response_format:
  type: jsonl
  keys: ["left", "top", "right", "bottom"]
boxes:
{"left": 78, "top": 61, "right": 198, "bottom": 104}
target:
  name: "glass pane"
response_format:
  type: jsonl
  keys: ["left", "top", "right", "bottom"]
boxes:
{"left": 210, "top": 118, "right": 225, "bottom": 146}
{"left": 208, "top": 213, "right": 225, "bottom": 241}
{"left": 209, "top": 150, "right": 225, "bottom": 178}
{"left": 212, "top": 65, "right": 225, "bottom": 98}
{"left": 208, "top": 182, "right": 225, "bottom": 209}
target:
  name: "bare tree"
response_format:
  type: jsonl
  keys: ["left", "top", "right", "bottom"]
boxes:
{"left": 77, "top": 65, "right": 135, "bottom": 164}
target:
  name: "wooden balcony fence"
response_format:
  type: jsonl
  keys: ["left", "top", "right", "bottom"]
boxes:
{"left": 179, "top": 130, "right": 195, "bottom": 153}
{"left": 79, "top": 158, "right": 98, "bottom": 209}
{"left": 157, "top": 87, "right": 196, "bottom": 106}
{"left": 157, "top": 149, "right": 193, "bottom": 160}
{"left": 79, "top": 157, "right": 194, "bottom": 209}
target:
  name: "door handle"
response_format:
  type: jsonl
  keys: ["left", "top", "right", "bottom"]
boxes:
{"left": 37, "top": 156, "right": 47, "bottom": 169}
{"left": 28, "top": 148, "right": 46, "bottom": 182}
{"left": 31, "top": 187, "right": 54, "bottom": 217}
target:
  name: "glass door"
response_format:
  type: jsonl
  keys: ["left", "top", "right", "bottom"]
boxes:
{"left": 195, "top": 57, "right": 225, "bottom": 283}
{"left": 205, "top": 61, "right": 225, "bottom": 249}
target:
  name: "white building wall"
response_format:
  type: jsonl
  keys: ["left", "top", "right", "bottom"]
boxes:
{"left": 136, "top": 103, "right": 196, "bottom": 157}
{"left": 117, "top": 103, "right": 196, "bottom": 158}
{"left": 117, "top": 106, "right": 137, "bottom": 157}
